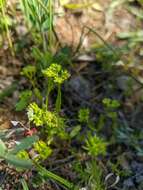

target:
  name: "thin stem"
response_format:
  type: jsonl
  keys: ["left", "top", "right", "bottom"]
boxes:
{"left": 56, "top": 84, "right": 61, "bottom": 113}
{"left": 41, "top": 28, "right": 47, "bottom": 52}
{"left": 48, "top": 0, "right": 53, "bottom": 50}
{"left": 35, "top": 163, "right": 74, "bottom": 189}
{"left": 46, "top": 79, "right": 52, "bottom": 110}
{"left": 37, "top": 0, "right": 53, "bottom": 50}
{"left": 1, "top": 0, "right": 14, "bottom": 56}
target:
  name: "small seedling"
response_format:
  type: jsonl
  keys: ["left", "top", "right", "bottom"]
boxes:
{"left": 21, "top": 65, "right": 37, "bottom": 87}
{"left": 102, "top": 98, "right": 120, "bottom": 128}
{"left": 84, "top": 133, "right": 107, "bottom": 157}
{"left": 73, "top": 160, "right": 105, "bottom": 190}
{"left": 78, "top": 108, "right": 90, "bottom": 123}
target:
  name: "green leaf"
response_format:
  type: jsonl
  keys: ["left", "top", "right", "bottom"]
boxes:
{"left": 0, "top": 82, "right": 17, "bottom": 102}
{"left": 21, "top": 179, "right": 29, "bottom": 190}
{"left": 56, "top": 85, "right": 62, "bottom": 113}
{"left": 0, "top": 139, "right": 7, "bottom": 157}
{"left": 34, "top": 88, "right": 43, "bottom": 101}
{"left": 10, "top": 135, "right": 39, "bottom": 154}
{"left": 117, "top": 31, "right": 143, "bottom": 40}
{"left": 15, "top": 90, "right": 32, "bottom": 111}
{"left": 128, "top": 6, "right": 143, "bottom": 19}
{"left": 70, "top": 125, "right": 81, "bottom": 138}
{"left": 64, "top": 2, "right": 93, "bottom": 9}
{"left": 36, "top": 164, "right": 74, "bottom": 189}
{"left": 5, "top": 154, "right": 33, "bottom": 169}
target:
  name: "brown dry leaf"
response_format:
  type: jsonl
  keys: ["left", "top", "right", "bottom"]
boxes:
{"left": 0, "top": 66, "right": 8, "bottom": 76}
{"left": 0, "top": 120, "right": 11, "bottom": 130}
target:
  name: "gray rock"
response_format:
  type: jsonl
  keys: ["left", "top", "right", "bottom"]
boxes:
{"left": 116, "top": 76, "right": 132, "bottom": 91}
{"left": 67, "top": 76, "right": 91, "bottom": 100}
{"left": 123, "top": 178, "right": 135, "bottom": 190}
{"left": 136, "top": 175, "right": 143, "bottom": 184}
{"left": 131, "top": 161, "right": 143, "bottom": 173}
{"left": 123, "top": 178, "right": 135, "bottom": 187}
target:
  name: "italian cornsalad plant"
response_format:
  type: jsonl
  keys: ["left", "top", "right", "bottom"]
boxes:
{"left": 1, "top": 0, "right": 142, "bottom": 190}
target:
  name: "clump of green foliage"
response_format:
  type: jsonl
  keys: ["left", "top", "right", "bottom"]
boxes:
{"left": 21, "top": 0, "right": 54, "bottom": 50}
{"left": 78, "top": 108, "right": 90, "bottom": 123}
{"left": 84, "top": 133, "right": 107, "bottom": 157}
{"left": 21, "top": 65, "right": 37, "bottom": 87}
{"left": 102, "top": 98, "right": 120, "bottom": 129}
{"left": 17, "top": 63, "right": 70, "bottom": 113}
{"left": 73, "top": 160, "right": 105, "bottom": 190}
{"left": 103, "top": 98, "right": 120, "bottom": 109}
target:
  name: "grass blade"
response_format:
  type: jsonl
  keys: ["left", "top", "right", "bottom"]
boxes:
{"left": 21, "top": 179, "right": 29, "bottom": 190}
{"left": 36, "top": 164, "right": 74, "bottom": 189}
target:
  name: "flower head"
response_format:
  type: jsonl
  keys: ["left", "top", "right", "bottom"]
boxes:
{"left": 27, "top": 102, "right": 44, "bottom": 126}
{"left": 42, "top": 63, "right": 70, "bottom": 84}
{"left": 27, "top": 102, "right": 64, "bottom": 128}
{"left": 34, "top": 140, "right": 52, "bottom": 160}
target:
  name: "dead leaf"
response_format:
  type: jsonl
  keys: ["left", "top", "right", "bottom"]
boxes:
{"left": 0, "top": 121, "right": 11, "bottom": 130}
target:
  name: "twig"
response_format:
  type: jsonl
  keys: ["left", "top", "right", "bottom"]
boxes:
{"left": 73, "top": 25, "right": 118, "bottom": 57}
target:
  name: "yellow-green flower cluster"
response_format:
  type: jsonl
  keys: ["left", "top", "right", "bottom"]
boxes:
{"left": 27, "top": 102, "right": 63, "bottom": 128}
{"left": 42, "top": 63, "right": 70, "bottom": 84}
{"left": 34, "top": 140, "right": 52, "bottom": 160}
{"left": 27, "top": 102, "right": 43, "bottom": 126}
{"left": 17, "top": 150, "right": 30, "bottom": 160}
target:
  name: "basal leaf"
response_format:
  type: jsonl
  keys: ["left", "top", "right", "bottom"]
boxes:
{"left": 10, "top": 135, "right": 39, "bottom": 154}
{"left": 0, "top": 139, "right": 7, "bottom": 157}
{"left": 5, "top": 154, "right": 33, "bottom": 169}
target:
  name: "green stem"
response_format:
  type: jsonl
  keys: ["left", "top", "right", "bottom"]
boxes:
{"left": 37, "top": 0, "right": 53, "bottom": 50}
{"left": 56, "top": 84, "right": 61, "bottom": 113}
{"left": 48, "top": 0, "right": 53, "bottom": 50}
{"left": 1, "top": 0, "right": 14, "bottom": 56}
{"left": 35, "top": 163, "right": 74, "bottom": 189}
{"left": 46, "top": 79, "right": 52, "bottom": 110}
{"left": 41, "top": 31, "right": 47, "bottom": 52}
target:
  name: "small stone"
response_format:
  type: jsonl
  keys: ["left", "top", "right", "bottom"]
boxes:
{"left": 67, "top": 76, "right": 91, "bottom": 100}
{"left": 136, "top": 175, "right": 143, "bottom": 184}
{"left": 123, "top": 178, "right": 135, "bottom": 188}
